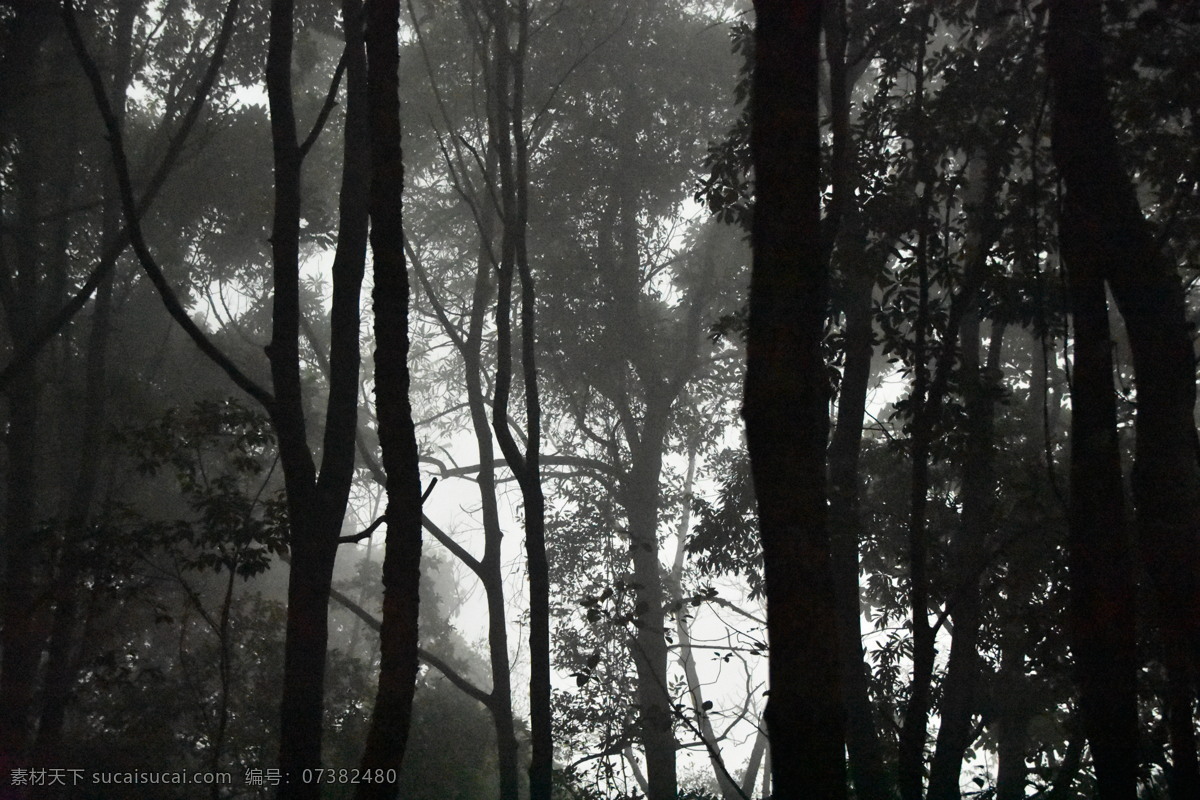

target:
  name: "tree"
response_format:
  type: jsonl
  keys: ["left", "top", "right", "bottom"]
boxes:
{"left": 399, "top": 0, "right": 551, "bottom": 793}
{"left": 744, "top": 2, "right": 847, "bottom": 799}
{"left": 532, "top": 6, "right": 740, "bottom": 794}
{"left": 354, "top": 0, "right": 426, "bottom": 792}
{"left": 259, "top": 3, "right": 377, "bottom": 794}
{"left": 1048, "top": 1, "right": 1200, "bottom": 798}
{"left": 62, "top": 0, "right": 376, "bottom": 793}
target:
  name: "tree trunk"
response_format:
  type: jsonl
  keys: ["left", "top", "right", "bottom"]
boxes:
{"left": 487, "top": 2, "right": 553, "bottom": 794}
{"left": 926, "top": 135, "right": 1002, "bottom": 800}
{"left": 0, "top": 347, "right": 41, "bottom": 767}
{"left": 0, "top": 23, "right": 53, "bottom": 756}
{"left": 624, "top": 408, "right": 677, "bottom": 800}
{"left": 1049, "top": 1, "right": 1199, "bottom": 797}
{"left": 742, "top": 728, "right": 768, "bottom": 799}
{"left": 467, "top": 168, "right": 523, "bottom": 800}
{"left": 413, "top": 5, "right": 531, "bottom": 792}
{"left": 745, "top": 3, "right": 847, "bottom": 799}
{"left": 994, "top": 643, "right": 1030, "bottom": 800}
{"left": 894, "top": 10, "right": 942, "bottom": 798}
{"left": 829, "top": 246, "right": 892, "bottom": 800}
{"left": 268, "top": 2, "right": 371, "bottom": 795}
{"left": 266, "top": 5, "right": 326, "bottom": 793}
{"left": 356, "top": 0, "right": 425, "bottom": 794}
{"left": 1061, "top": 214, "right": 1138, "bottom": 800}
{"left": 1048, "top": 8, "right": 1139, "bottom": 796}
{"left": 671, "top": 445, "right": 740, "bottom": 800}
{"left": 823, "top": 3, "right": 891, "bottom": 793}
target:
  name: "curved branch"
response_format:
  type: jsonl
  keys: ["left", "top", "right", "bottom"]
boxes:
{"left": 299, "top": 45, "right": 350, "bottom": 159}
{"left": 2, "top": 0, "right": 244, "bottom": 394}
{"left": 64, "top": 1, "right": 273, "bottom": 410}
{"left": 339, "top": 515, "right": 387, "bottom": 544}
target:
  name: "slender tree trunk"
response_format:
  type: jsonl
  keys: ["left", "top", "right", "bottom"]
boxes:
{"left": 623, "top": 409, "right": 677, "bottom": 800}
{"left": 356, "top": 0, "right": 425, "bottom": 794}
{"left": 671, "top": 445, "right": 740, "bottom": 800}
{"left": 923, "top": 9, "right": 1010, "bottom": 790}
{"left": 926, "top": 141, "right": 1002, "bottom": 800}
{"left": 745, "top": 3, "right": 847, "bottom": 799}
{"left": 467, "top": 181, "right": 523, "bottom": 800}
{"left": 994, "top": 642, "right": 1030, "bottom": 800}
{"left": 824, "top": 3, "right": 891, "bottom": 793}
{"left": 925, "top": 316, "right": 994, "bottom": 800}
{"left": 416, "top": 7, "right": 525, "bottom": 792}
{"left": 742, "top": 727, "right": 768, "bottom": 799}
{"left": 475, "top": 1, "right": 552, "bottom": 792}
{"left": 502, "top": 4, "right": 552, "bottom": 795}
{"left": 266, "top": 4, "right": 326, "bottom": 792}
{"left": 268, "top": 2, "right": 371, "bottom": 794}
{"left": 897, "top": 264, "right": 936, "bottom": 800}
{"left": 0, "top": 356, "right": 41, "bottom": 767}
{"left": 598, "top": 102, "right": 688, "bottom": 800}
{"left": 829, "top": 247, "right": 891, "bottom": 800}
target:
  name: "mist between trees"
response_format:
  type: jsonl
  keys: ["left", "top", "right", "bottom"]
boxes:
{"left": 1, "top": 1, "right": 1198, "bottom": 799}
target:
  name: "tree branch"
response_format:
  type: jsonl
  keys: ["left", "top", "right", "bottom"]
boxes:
{"left": 356, "top": 434, "right": 485, "bottom": 577}
{"left": 423, "top": 454, "right": 621, "bottom": 481}
{"left": 339, "top": 515, "right": 387, "bottom": 544}
{"left": 323, "top": 580, "right": 493, "bottom": 708}
{"left": 64, "top": 1, "right": 273, "bottom": 410}
{"left": 299, "top": 45, "right": 350, "bottom": 159}
{"left": 2, "top": 0, "right": 244, "bottom": 394}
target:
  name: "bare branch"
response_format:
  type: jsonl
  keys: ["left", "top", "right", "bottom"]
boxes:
{"left": 299, "top": 45, "right": 350, "bottom": 159}
{"left": 423, "top": 454, "right": 621, "bottom": 481}
{"left": 1, "top": 0, "right": 243, "bottom": 393}
{"left": 339, "top": 514, "right": 386, "bottom": 544}
{"left": 63, "top": 0, "right": 274, "bottom": 411}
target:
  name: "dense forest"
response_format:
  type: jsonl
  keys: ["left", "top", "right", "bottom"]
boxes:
{"left": 1, "top": 0, "right": 1198, "bottom": 798}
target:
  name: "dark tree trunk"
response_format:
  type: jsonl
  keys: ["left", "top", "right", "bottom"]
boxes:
{"left": 897, "top": 268, "right": 937, "bottom": 800}
{"left": 487, "top": 2, "right": 552, "bottom": 794}
{"left": 828, "top": 250, "right": 892, "bottom": 800}
{"left": 266, "top": 5, "right": 327, "bottom": 793}
{"left": 0, "top": 347, "right": 41, "bottom": 767}
{"left": 623, "top": 408, "right": 677, "bottom": 800}
{"left": 466, "top": 171, "right": 523, "bottom": 800}
{"left": 413, "top": 5, "right": 532, "bottom": 792}
{"left": 1059, "top": 207, "right": 1137, "bottom": 800}
{"left": 897, "top": 21, "right": 937, "bottom": 800}
{"left": 745, "top": 2, "right": 847, "bottom": 799}
{"left": 1048, "top": 8, "right": 1139, "bottom": 797}
{"left": 462, "top": 0, "right": 553, "bottom": 795}
{"left": 355, "top": 0, "right": 424, "bottom": 794}
{"left": 994, "top": 645, "right": 1030, "bottom": 800}
{"left": 1049, "top": 1, "right": 1200, "bottom": 797}
{"left": 267, "top": 2, "right": 371, "bottom": 795}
